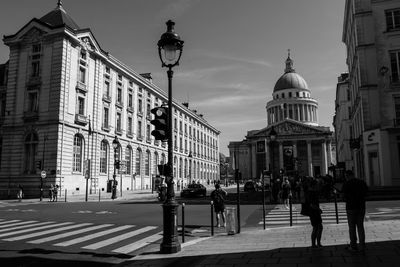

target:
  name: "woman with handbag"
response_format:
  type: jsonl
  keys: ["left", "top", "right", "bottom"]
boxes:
{"left": 305, "top": 177, "right": 323, "bottom": 248}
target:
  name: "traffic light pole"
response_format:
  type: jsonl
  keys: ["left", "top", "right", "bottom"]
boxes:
{"left": 160, "top": 67, "right": 181, "bottom": 254}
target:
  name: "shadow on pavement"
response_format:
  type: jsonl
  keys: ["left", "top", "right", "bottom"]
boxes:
{"left": 116, "top": 240, "right": 400, "bottom": 267}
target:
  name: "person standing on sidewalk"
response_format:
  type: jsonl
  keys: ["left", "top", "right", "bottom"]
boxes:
{"left": 281, "top": 177, "right": 291, "bottom": 209}
{"left": 342, "top": 170, "right": 368, "bottom": 252}
{"left": 305, "top": 177, "right": 323, "bottom": 248}
{"left": 210, "top": 183, "right": 227, "bottom": 227}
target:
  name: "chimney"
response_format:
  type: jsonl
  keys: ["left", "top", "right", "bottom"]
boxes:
{"left": 140, "top": 73, "right": 152, "bottom": 83}
{"left": 193, "top": 110, "right": 197, "bottom": 113}
{"left": 182, "top": 102, "right": 189, "bottom": 108}
{"left": 199, "top": 114, "right": 203, "bottom": 118}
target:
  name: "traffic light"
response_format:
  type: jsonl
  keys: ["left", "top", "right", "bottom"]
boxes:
{"left": 36, "top": 160, "right": 42, "bottom": 170}
{"left": 150, "top": 107, "right": 168, "bottom": 141}
{"left": 115, "top": 160, "right": 120, "bottom": 170}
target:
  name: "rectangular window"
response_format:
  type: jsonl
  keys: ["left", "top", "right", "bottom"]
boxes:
{"left": 100, "top": 142, "right": 107, "bottom": 174}
{"left": 117, "top": 88, "right": 122, "bottom": 104}
{"left": 128, "top": 93, "right": 133, "bottom": 108}
{"left": 79, "top": 67, "right": 86, "bottom": 83}
{"left": 80, "top": 50, "right": 87, "bottom": 61}
{"left": 146, "top": 124, "right": 151, "bottom": 140}
{"left": 127, "top": 117, "right": 133, "bottom": 135}
{"left": 390, "top": 51, "right": 400, "bottom": 83}
{"left": 103, "top": 107, "right": 109, "bottom": 128}
{"left": 32, "top": 44, "right": 41, "bottom": 53}
{"left": 28, "top": 92, "right": 38, "bottom": 112}
{"left": 31, "top": 61, "right": 40, "bottom": 77}
{"left": 386, "top": 9, "right": 400, "bottom": 31}
{"left": 146, "top": 103, "right": 151, "bottom": 117}
{"left": 104, "top": 81, "right": 110, "bottom": 96}
{"left": 137, "top": 120, "right": 142, "bottom": 138}
{"left": 116, "top": 112, "right": 122, "bottom": 132}
{"left": 78, "top": 97, "right": 85, "bottom": 115}
{"left": 138, "top": 99, "right": 143, "bottom": 113}
{"left": 394, "top": 97, "right": 400, "bottom": 123}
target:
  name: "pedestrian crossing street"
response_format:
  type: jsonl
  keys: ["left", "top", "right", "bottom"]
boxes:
{"left": 259, "top": 202, "right": 348, "bottom": 228}
{"left": 0, "top": 218, "right": 162, "bottom": 255}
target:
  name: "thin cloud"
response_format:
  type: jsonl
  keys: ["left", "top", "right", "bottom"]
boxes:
{"left": 192, "top": 94, "right": 265, "bottom": 108}
{"left": 157, "top": 0, "right": 201, "bottom": 19}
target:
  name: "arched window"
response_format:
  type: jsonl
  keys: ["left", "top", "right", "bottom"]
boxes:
{"left": 100, "top": 140, "right": 108, "bottom": 174}
{"left": 73, "top": 134, "right": 83, "bottom": 172}
{"left": 145, "top": 150, "right": 150, "bottom": 176}
{"left": 136, "top": 148, "right": 142, "bottom": 175}
{"left": 24, "top": 132, "right": 38, "bottom": 174}
{"left": 125, "top": 146, "right": 132, "bottom": 175}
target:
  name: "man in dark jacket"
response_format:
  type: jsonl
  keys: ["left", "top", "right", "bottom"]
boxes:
{"left": 342, "top": 170, "right": 368, "bottom": 252}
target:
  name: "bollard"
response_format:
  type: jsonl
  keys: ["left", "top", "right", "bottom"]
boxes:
{"left": 334, "top": 189, "right": 339, "bottom": 224}
{"left": 226, "top": 207, "right": 236, "bottom": 235}
{"left": 64, "top": 189, "right": 67, "bottom": 202}
{"left": 289, "top": 194, "right": 293, "bottom": 227}
{"left": 211, "top": 201, "right": 214, "bottom": 236}
{"left": 99, "top": 189, "right": 101, "bottom": 202}
{"left": 182, "top": 203, "right": 186, "bottom": 242}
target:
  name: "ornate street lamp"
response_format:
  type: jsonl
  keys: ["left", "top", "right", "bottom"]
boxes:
{"left": 269, "top": 126, "right": 277, "bottom": 203}
{"left": 157, "top": 20, "right": 184, "bottom": 254}
{"left": 112, "top": 136, "right": 120, "bottom": 200}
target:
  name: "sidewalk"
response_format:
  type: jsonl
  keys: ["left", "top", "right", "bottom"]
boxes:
{"left": 120, "top": 219, "right": 400, "bottom": 267}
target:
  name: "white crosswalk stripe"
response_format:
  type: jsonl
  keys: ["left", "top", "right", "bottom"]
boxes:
{"left": 0, "top": 219, "right": 163, "bottom": 255}
{"left": 0, "top": 220, "right": 37, "bottom": 229}
{"left": 0, "top": 222, "right": 71, "bottom": 237}
{"left": 28, "top": 224, "right": 113, "bottom": 244}
{"left": 53, "top": 225, "right": 135, "bottom": 247}
{"left": 82, "top": 226, "right": 157, "bottom": 250}
{"left": 0, "top": 221, "right": 53, "bottom": 233}
{"left": 3, "top": 223, "right": 93, "bottom": 241}
{"left": 112, "top": 231, "right": 163, "bottom": 254}
{"left": 259, "top": 203, "right": 348, "bottom": 227}
{"left": 0, "top": 219, "right": 21, "bottom": 225}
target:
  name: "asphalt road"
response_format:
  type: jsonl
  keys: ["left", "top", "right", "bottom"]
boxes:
{"left": 0, "top": 198, "right": 399, "bottom": 266}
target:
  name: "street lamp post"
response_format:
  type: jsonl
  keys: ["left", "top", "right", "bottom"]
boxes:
{"left": 112, "top": 136, "right": 120, "bottom": 200}
{"left": 157, "top": 20, "right": 184, "bottom": 254}
{"left": 269, "top": 126, "right": 277, "bottom": 204}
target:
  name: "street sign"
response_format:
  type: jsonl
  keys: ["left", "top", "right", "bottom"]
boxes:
{"left": 41, "top": 170, "right": 46, "bottom": 179}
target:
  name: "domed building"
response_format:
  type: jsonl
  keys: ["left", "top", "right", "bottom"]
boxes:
{"left": 228, "top": 52, "right": 334, "bottom": 181}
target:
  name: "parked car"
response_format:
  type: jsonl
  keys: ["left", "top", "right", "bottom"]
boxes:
{"left": 180, "top": 184, "right": 207, "bottom": 198}
{"left": 244, "top": 181, "right": 258, "bottom": 192}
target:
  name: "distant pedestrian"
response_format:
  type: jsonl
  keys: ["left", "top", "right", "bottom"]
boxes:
{"left": 305, "top": 177, "right": 323, "bottom": 248}
{"left": 17, "top": 184, "right": 23, "bottom": 201}
{"left": 342, "top": 170, "right": 368, "bottom": 252}
{"left": 53, "top": 185, "right": 59, "bottom": 202}
{"left": 281, "top": 177, "right": 291, "bottom": 209}
{"left": 49, "top": 184, "right": 54, "bottom": 201}
{"left": 210, "top": 183, "right": 227, "bottom": 227}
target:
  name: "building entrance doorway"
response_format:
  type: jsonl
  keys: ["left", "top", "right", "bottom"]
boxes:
{"left": 313, "top": 166, "right": 321, "bottom": 177}
{"left": 368, "top": 151, "right": 380, "bottom": 186}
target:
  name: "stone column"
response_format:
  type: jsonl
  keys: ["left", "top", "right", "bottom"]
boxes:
{"left": 321, "top": 141, "right": 327, "bottom": 175}
{"left": 265, "top": 138, "right": 270, "bottom": 172}
{"left": 327, "top": 140, "right": 332, "bottom": 165}
{"left": 279, "top": 141, "right": 284, "bottom": 171}
{"left": 307, "top": 140, "right": 313, "bottom": 177}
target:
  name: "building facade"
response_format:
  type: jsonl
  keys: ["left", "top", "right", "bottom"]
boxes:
{"left": 228, "top": 53, "right": 334, "bottom": 180}
{"left": 0, "top": 3, "right": 220, "bottom": 198}
{"left": 333, "top": 73, "right": 353, "bottom": 177}
{"left": 341, "top": 0, "right": 400, "bottom": 186}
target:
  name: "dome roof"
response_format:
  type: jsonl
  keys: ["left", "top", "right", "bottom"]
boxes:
{"left": 274, "top": 72, "right": 309, "bottom": 92}
{"left": 273, "top": 51, "right": 309, "bottom": 92}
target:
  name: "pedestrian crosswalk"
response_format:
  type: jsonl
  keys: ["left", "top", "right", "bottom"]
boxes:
{"left": 259, "top": 202, "right": 348, "bottom": 228}
{"left": 0, "top": 218, "right": 162, "bottom": 255}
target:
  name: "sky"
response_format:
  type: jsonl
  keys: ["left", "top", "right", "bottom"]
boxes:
{"left": 0, "top": 0, "right": 347, "bottom": 156}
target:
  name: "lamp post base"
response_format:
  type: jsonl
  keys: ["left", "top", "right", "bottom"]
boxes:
{"left": 160, "top": 200, "right": 181, "bottom": 254}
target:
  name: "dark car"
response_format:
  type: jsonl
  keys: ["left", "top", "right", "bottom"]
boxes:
{"left": 244, "top": 181, "right": 258, "bottom": 192}
{"left": 180, "top": 184, "right": 207, "bottom": 198}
